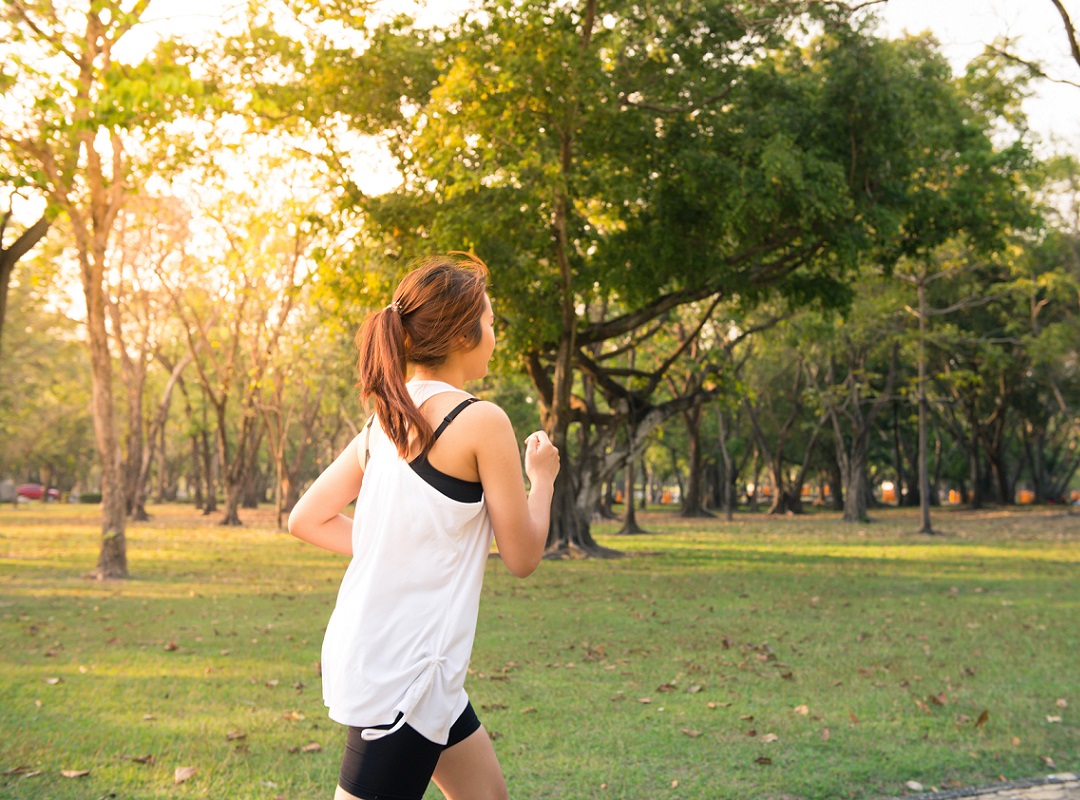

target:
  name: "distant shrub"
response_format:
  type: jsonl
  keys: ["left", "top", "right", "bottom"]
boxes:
{"left": 78, "top": 493, "right": 103, "bottom": 504}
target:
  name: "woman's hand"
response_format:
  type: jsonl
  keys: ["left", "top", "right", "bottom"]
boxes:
{"left": 524, "top": 430, "right": 560, "bottom": 487}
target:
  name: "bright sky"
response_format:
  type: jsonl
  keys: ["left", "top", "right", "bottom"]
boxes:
{"left": 874, "top": 0, "right": 1080, "bottom": 152}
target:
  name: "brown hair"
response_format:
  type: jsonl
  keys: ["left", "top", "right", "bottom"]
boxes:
{"left": 356, "top": 252, "right": 490, "bottom": 459}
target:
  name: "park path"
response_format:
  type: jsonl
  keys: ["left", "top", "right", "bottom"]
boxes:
{"left": 882, "top": 774, "right": 1080, "bottom": 800}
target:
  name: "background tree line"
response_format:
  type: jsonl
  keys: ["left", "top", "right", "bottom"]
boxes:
{"left": 1, "top": 0, "right": 1076, "bottom": 576}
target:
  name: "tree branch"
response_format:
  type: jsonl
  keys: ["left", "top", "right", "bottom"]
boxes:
{"left": 0, "top": 213, "right": 51, "bottom": 269}
{"left": 1050, "top": 0, "right": 1080, "bottom": 70}
{"left": 986, "top": 44, "right": 1080, "bottom": 90}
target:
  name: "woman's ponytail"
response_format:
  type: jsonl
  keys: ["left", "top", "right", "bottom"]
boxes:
{"left": 355, "top": 305, "right": 431, "bottom": 459}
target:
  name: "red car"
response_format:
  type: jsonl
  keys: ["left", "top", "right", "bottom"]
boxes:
{"left": 16, "top": 484, "right": 60, "bottom": 501}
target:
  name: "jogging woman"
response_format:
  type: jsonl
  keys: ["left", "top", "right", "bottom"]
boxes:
{"left": 289, "top": 253, "right": 560, "bottom": 800}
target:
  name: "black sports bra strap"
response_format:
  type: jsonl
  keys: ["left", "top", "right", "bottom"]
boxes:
{"left": 431, "top": 397, "right": 480, "bottom": 442}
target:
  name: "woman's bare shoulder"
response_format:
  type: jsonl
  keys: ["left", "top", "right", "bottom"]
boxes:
{"left": 457, "top": 399, "right": 514, "bottom": 440}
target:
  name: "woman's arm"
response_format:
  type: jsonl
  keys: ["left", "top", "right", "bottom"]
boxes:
{"left": 287, "top": 435, "right": 365, "bottom": 556}
{"left": 472, "top": 404, "right": 559, "bottom": 577}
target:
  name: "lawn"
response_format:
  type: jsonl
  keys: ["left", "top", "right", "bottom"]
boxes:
{"left": 1, "top": 503, "right": 1077, "bottom": 799}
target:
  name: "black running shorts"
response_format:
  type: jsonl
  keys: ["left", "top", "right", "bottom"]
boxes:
{"left": 337, "top": 702, "right": 482, "bottom": 800}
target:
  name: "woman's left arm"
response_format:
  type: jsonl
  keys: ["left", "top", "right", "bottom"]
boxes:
{"left": 287, "top": 435, "right": 365, "bottom": 556}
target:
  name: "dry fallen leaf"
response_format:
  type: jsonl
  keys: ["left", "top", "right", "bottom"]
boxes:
{"left": 1055, "top": 698, "right": 1068, "bottom": 709}
{"left": 300, "top": 742, "right": 321, "bottom": 753}
{"left": 60, "top": 769, "right": 90, "bottom": 778}
{"left": 43, "top": 677, "right": 61, "bottom": 685}
{"left": 1041, "top": 756, "right": 1056, "bottom": 768}
{"left": 1046, "top": 715, "right": 1062, "bottom": 723}
{"left": 671, "top": 779, "right": 679, "bottom": 788}
{"left": 760, "top": 733, "right": 779, "bottom": 743}
{"left": 793, "top": 704, "right": 809, "bottom": 716}
{"left": 821, "top": 727, "right": 831, "bottom": 741}
{"left": 754, "top": 756, "right": 773, "bottom": 765}
{"left": 175, "top": 766, "right": 197, "bottom": 784}
{"left": 132, "top": 754, "right": 155, "bottom": 764}
{"left": 226, "top": 730, "right": 247, "bottom": 741}
{"left": 974, "top": 710, "right": 989, "bottom": 728}
{"left": 681, "top": 729, "right": 703, "bottom": 738}
{"left": 521, "top": 707, "right": 538, "bottom": 714}
{"left": 905, "top": 780, "right": 924, "bottom": 792}
{"left": 164, "top": 641, "right": 179, "bottom": 652}
{"left": 638, "top": 698, "right": 652, "bottom": 705}
{"left": 4, "top": 766, "right": 34, "bottom": 776}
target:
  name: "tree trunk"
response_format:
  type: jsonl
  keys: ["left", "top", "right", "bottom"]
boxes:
{"left": 986, "top": 437, "right": 1011, "bottom": 504}
{"left": 967, "top": 398, "right": 983, "bottom": 509}
{"left": 916, "top": 279, "right": 936, "bottom": 534}
{"left": 930, "top": 430, "right": 945, "bottom": 506}
{"left": 823, "top": 340, "right": 896, "bottom": 523}
{"left": 124, "top": 373, "right": 148, "bottom": 521}
{"left": 891, "top": 399, "right": 905, "bottom": 506}
{"left": 201, "top": 424, "right": 217, "bottom": 514}
{"left": 716, "top": 405, "right": 736, "bottom": 521}
{"left": 706, "top": 459, "right": 722, "bottom": 511}
{"left": 154, "top": 417, "right": 169, "bottom": 503}
{"left": 598, "top": 478, "right": 617, "bottom": 520}
{"left": 747, "top": 454, "right": 761, "bottom": 513}
{"left": 827, "top": 455, "right": 844, "bottom": 511}
{"left": 617, "top": 458, "right": 647, "bottom": 535}
{"left": 81, "top": 248, "right": 128, "bottom": 578}
{"left": 679, "top": 400, "right": 712, "bottom": 517}
{"left": 834, "top": 423, "right": 869, "bottom": 523}
{"left": 0, "top": 213, "right": 51, "bottom": 370}
{"left": 189, "top": 434, "right": 203, "bottom": 509}
{"left": 221, "top": 481, "right": 244, "bottom": 525}
{"left": 546, "top": 467, "right": 610, "bottom": 554}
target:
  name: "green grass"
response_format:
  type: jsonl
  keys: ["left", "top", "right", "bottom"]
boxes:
{"left": 1, "top": 503, "right": 1077, "bottom": 799}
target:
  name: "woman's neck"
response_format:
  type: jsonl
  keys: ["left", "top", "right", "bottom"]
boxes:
{"left": 410, "top": 365, "right": 466, "bottom": 390}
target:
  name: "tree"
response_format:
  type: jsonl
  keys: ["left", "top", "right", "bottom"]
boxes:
{"left": 159, "top": 181, "right": 316, "bottom": 525}
{"left": 259, "top": 312, "right": 355, "bottom": 529}
{"left": 0, "top": 251, "right": 94, "bottom": 492}
{"left": 344, "top": 3, "right": 962, "bottom": 552}
{"left": 741, "top": 328, "right": 826, "bottom": 516}
{"left": 103, "top": 193, "right": 193, "bottom": 520}
{"left": 2, "top": 1, "right": 207, "bottom": 577}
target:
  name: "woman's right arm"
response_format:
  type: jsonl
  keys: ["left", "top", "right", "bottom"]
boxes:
{"left": 287, "top": 436, "right": 365, "bottom": 556}
{"left": 473, "top": 405, "right": 560, "bottom": 577}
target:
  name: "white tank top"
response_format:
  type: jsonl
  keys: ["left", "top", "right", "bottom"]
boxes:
{"left": 320, "top": 380, "right": 493, "bottom": 744}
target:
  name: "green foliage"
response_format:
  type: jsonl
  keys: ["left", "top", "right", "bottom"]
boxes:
{"left": 0, "top": 255, "right": 94, "bottom": 489}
